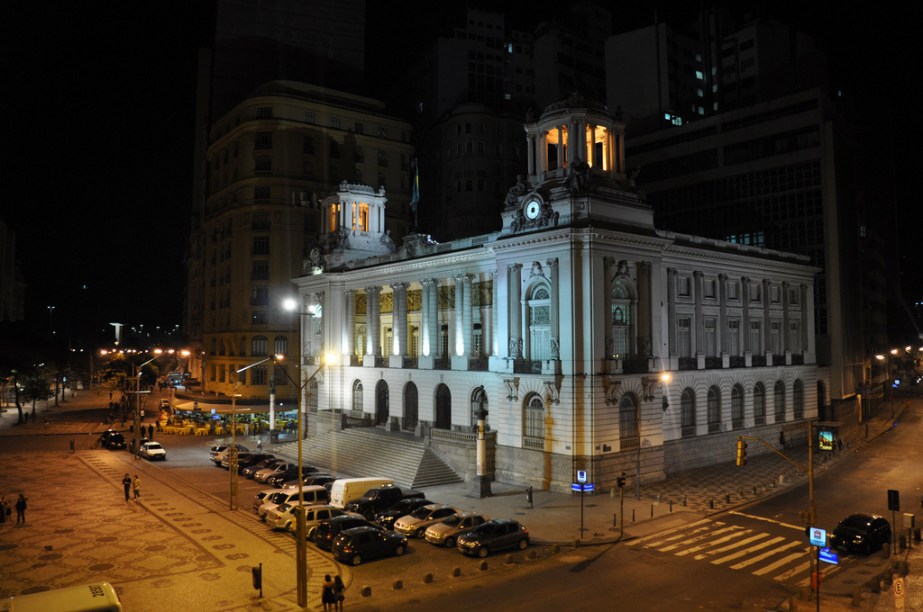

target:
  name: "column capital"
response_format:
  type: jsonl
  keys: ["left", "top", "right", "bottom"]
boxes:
{"left": 545, "top": 257, "right": 559, "bottom": 268}
{"left": 390, "top": 282, "right": 408, "bottom": 291}
{"left": 365, "top": 285, "right": 381, "bottom": 295}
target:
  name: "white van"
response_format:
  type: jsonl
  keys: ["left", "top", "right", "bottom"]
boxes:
{"left": 329, "top": 477, "right": 394, "bottom": 509}
{"left": 4, "top": 582, "right": 122, "bottom": 611}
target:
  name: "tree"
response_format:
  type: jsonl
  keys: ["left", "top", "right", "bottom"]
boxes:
{"left": 21, "top": 370, "right": 52, "bottom": 421}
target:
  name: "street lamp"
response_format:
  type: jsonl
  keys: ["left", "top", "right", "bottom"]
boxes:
{"left": 230, "top": 355, "right": 279, "bottom": 511}
{"left": 272, "top": 351, "right": 329, "bottom": 609}
{"left": 131, "top": 354, "right": 159, "bottom": 458}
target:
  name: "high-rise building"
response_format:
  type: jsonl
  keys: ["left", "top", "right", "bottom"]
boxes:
{"left": 197, "top": 82, "right": 413, "bottom": 402}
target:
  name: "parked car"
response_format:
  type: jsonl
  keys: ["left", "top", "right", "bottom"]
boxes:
{"left": 210, "top": 444, "right": 249, "bottom": 465}
{"left": 100, "top": 430, "right": 126, "bottom": 450}
{"left": 241, "top": 458, "right": 280, "bottom": 479}
{"left": 456, "top": 519, "right": 529, "bottom": 557}
{"left": 393, "top": 504, "right": 459, "bottom": 538}
{"left": 346, "top": 485, "right": 425, "bottom": 519}
{"left": 425, "top": 512, "right": 490, "bottom": 547}
{"left": 138, "top": 441, "right": 166, "bottom": 461}
{"left": 258, "top": 486, "right": 330, "bottom": 520}
{"left": 282, "top": 474, "right": 338, "bottom": 490}
{"left": 266, "top": 503, "right": 353, "bottom": 534}
{"left": 267, "top": 465, "right": 319, "bottom": 488}
{"left": 831, "top": 513, "right": 891, "bottom": 554}
{"left": 374, "top": 498, "right": 435, "bottom": 530}
{"left": 312, "top": 515, "right": 382, "bottom": 551}
{"left": 224, "top": 452, "right": 275, "bottom": 471}
{"left": 253, "top": 487, "right": 285, "bottom": 513}
{"left": 332, "top": 526, "right": 408, "bottom": 566}
{"left": 254, "top": 461, "right": 296, "bottom": 483}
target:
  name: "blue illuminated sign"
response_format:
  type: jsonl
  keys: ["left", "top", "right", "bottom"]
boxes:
{"left": 819, "top": 547, "right": 839, "bottom": 565}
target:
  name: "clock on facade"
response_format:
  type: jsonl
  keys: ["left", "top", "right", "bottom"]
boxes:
{"left": 524, "top": 198, "right": 542, "bottom": 220}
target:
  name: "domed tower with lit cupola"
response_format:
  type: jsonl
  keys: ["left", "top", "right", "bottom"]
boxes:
{"left": 500, "top": 92, "right": 654, "bottom": 237}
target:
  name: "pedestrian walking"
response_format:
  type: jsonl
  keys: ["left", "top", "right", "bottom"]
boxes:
{"left": 836, "top": 436, "right": 843, "bottom": 453}
{"left": 132, "top": 475, "right": 141, "bottom": 501}
{"left": 332, "top": 575, "right": 345, "bottom": 611}
{"left": 148, "top": 424, "right": 154, "bottom": 440}
{"left": 256, "top": 437, "right": 262, "bottom": 452}
{"left": 15, "top": 494, "right": 27, "bottom": 525}
{"left": 122, "top": 474, "right": 132, "bottom": 502}
{"left": 321, "top": 574, "right": 335, "bottom": 611}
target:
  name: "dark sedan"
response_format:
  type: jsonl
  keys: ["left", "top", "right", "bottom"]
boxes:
{"left": 456, "top": 519, "right": 529, "bottom": 558}
{"left": 312, "top": 515, "right": 381, "bottom": 551}
{"left": 100, "top": 430, "right": 126, "bottom": 450}
{"left": 227, "top": 453, "right": 275, "bottom": 471}
{"left": 282, "top": 474, "right": 338, "bottom": 490}
{"left": 268, "top": 465, "right": 319, "bottom": 488}
{"left": 331, "top": 526, "right": 408, "bottom": 565}
{"left": 831, "top": 513, "right": 891, "bottom": 554}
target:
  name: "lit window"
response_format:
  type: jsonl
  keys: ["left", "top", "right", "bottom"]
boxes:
{"left": 695, "top": 70, "right": 704, "bottom": 80}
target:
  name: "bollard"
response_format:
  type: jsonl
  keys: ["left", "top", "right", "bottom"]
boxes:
{"left": 669, "top": 500, "right": 673, "bottom": 512}
{"left": 682, "top": 494, "right": 687, "bottom": 506}
{"left": 422, "top": 573, "right": 433, "bottom": 584}
{"left": 753, "top": 485, "right": 758, "bottom": 495}
{"left": 452, "top": 567, "right": 461, "bottom": 577}
{"left": 726, "top": 493, "right": 731, "bottom": 504}
{"left": 613, "top": 513, "right": 617, "bottom": 528}
{"left": 632, "top": 508, "right": 636, "bottom": 522}
{"left": 251, "top": 563, "right": 262, "bottom": 598}
{"left": 650, "top": 504, "right": 654, "bottom": 518}
{"left": 393, "top": 579, "right": 403, "bottom": 590}
{"left": 69, "top": 439, "right": 75, "bottom": 454}
{"left": 709, "top": 498, "right": 714, "bottom": 509}
{"left": 526, "top": 485, "right": 533, "bottom": 509}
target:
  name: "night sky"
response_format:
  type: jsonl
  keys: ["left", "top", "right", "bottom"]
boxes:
{"left": 3, "top": 1, "right": 921, "bottom": 348}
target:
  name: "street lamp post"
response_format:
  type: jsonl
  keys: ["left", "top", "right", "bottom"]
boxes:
{"left": 131, "top": 354, "right": 159, "bottom": 459}
{"left": 230, "top": 356, "right": 277, "bottom": 511}
{"left": 273, "top": 354, "right": 326, "bottom": 609}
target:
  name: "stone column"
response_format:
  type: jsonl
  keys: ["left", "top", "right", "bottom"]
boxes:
{"left": 667, "top": 268, "right": 677, "bottom": 357}
{"left": 782, "top": 281, "right": 790, "bottom": 353}
{"left": 546, "top": 258, "right": 559, "bottom": 358}
{"left": 741, "top": 277, "right": 751, "bottom": 354}
{"left": 718, "top": 274, "right": 728, "bottom": 354}
{"left": 392, "top": 282, "right": 408, "bottom": 357}
{"left": 491, "top": 270, "right": 499, "bottom": 357}
{"left": 421, "top": 279, "right": 432, "bottom": 356}
{"left": 693, "top": 270, "right": 703, "bottom": 356}
{"left": 366, "top": 286, "right": 381, "bottom": 358}
{"left": 508, "top": 263, "right": 523, "bottom": 359}
{"left": 637, "top": 261, "right": 651, "bottom": 357}
{"left": 344, "top": 289, "right": 355, "bottom": 361}
{"left": 762, "top": 279, "right": 771, "bottom": 355}
{"left": 604, "top": 257, "right": 614, "bottom": 357}
{"left": 429, "top": 279, "right": 440, "bottom": 357}
{"left": 463, "top": 274, "right": 473, "bottom": 356}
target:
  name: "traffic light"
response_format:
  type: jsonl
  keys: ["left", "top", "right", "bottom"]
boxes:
{"left": 616, "top": 476, "right": 626, "bottom": 488}
{"left": 735, "top": 438, "right": 748, "bottom": 467}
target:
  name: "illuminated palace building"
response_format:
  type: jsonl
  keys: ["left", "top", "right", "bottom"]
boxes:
{"left": 294, "top": 96, "right": 820, "bottom": 491}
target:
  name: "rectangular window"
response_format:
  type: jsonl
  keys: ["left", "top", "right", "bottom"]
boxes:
{"left": 704, "top": 319, "right": 717, "bottom": 356}
{"left": 252, "top": 212, "right": 270, "bottom": 230}
{"left": 250, "top": 286, "right": 268, "bottom": 305}
{"left": 304, "top": 112, "right": 315, "bottom": 124}
{"left": 749, "top": 321, "right": 762, "bottom": 354}
{"left": 749, "top": 283, "right": 761, "bottom": 302}
{"left": 728, "top": 281, "right": 739, "bottom": 300}
{"left": 704, "top": 279, "right": 716, "bottom": 299}
{"left": 252, "top": 310, "right": 268, "bottom": 325}
{"left": 251, "top": 365, "right": 267, "bottom": 385}
{"left": 354, "top": 122, "right": 364, "bottom": 134}
{"left": 678, "top": 276, "right": 691, "bottom": 297}
{"left": 251, "top": 260, "right": 269, "bottom": 279}
{"left": 254, "top": 132, "right": 272, "bottom": 150}
{"left": 252, "top": 236, "right": 270, "bottom": 255}
{"left": 789, "top": 288, "right": 800, "bottom": 304}
{"left": 789, "top": 322, "right": 801, "bottom": 353}
{"left": 330, "top": 117, "right": 341, "bottom": 129}
{"left": 256, "top": 106, "right": 273, "bottom": 119}
{"left": 770, "top": 285, "right": 780, "bottom": 303}
{"left": 378, "top": 150, "right": 388, "bottom": 167}
{"left": 770, "top": 320, "right": 782, "bottom": 354}
{"left": 727, "top": 320, "right": 740, "bottom": 356}
{"left": 677, "top": 317, "right": 692, "bottom": 357}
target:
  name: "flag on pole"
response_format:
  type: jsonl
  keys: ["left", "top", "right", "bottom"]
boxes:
{"left": 410, "top": 158, "right": 420, "bottom": 215}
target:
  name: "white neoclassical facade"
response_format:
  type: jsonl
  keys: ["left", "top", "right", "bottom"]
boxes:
{"left": 292, "top": 95, "right": 821, "bottom": 492}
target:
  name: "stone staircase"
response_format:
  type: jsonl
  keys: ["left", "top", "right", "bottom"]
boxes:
{"left": 271, "top": 427, "right": 463, "bottom": 489}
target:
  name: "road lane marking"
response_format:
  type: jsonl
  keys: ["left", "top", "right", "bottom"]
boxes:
{"left": 729, "top": 510, "right": 804, "bottom": 531}
{"left": 624, "top": 519, "right": 716, "bottom": 546}
{"left": 749, "top": 547, "right": 810, "bottom": 575}
{"left": 708, "top": 535, "right": 784, "bottom": 564}
{"left": 675, "top": 528, "right": 751, "bottom": 556}
{"left": 659, "top": 526, "right": 741, "bottom": 552}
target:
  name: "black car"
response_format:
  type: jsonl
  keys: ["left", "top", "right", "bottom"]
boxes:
{"left": 456, "top": 519, "right": 529, "bottom": 558}
{"left": 374, "top": 498, "right": 435, "bottom": 530}
{"left": 100, "top": 430, "right": 126, "bottom": 450}
{"left": 268, "top": 465, "right": 319, "bottom": 488}
{"left": 241, "top": 457, "right": 280, "bottom": 479}
{"left": 831, "top": 513, "right": 891, "bottom": 554}
{"left": 312, "top": 515, "right": 381, "bottom": 551}
{"left": 331, "top": 526, "right": 408, "bottom": 566}
{"left": 228, "top": 452, "right": 275, "bottom": 471}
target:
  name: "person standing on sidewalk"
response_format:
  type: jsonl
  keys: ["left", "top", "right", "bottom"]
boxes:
{"left": 15, "top": 494, "right": 27, "bottom": 525}
{"left": 332, "top": 575, "right": 345, "bottom": 611}
{"left": 132, "top": 475, "right": 141, "bottom": 501}
{"left": 122, "top": 474, "right": 132, "bottom": 502}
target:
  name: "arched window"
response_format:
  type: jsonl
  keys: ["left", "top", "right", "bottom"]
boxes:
{"left": 680, "top": 388, "right": 696, "bottom": 438}
{"left": 352, "top": 380, "right": 363, "bottom": 413}
{"left": 527, "top": 283, "right": 551, "bottom": 361}
{"left": 435, "top": 384, "right": 451, "bottom": 429}
{"left": 251, "top": 336, "right": 268, "bottom": 356}
{"left": 470, "top": 386, "right": 488, "bottom": 429}
{"left": 793, "top": 379, "right": 804, "bottom": 420}
{"left": 774, "top": 380, "right": 785, "bottom": 423}
{"left": 523, "top": 393, "right": 545, "bottom": 449}
{"left": 274, "top": 335, "right": 288, "bottom": 356}
{"left": 707, "top": 386, "right": 721, "bottom": 433}
{"left": 375, "top": 380, "right": 389, "bottom": 425}
{"left": 611, "top": 280, "right": 633, "bottom": 358}
{"left": 731, "top": 384, "right": 744, "bottom": 430}
{"left": 753, "top": 382, "right": 766, "bottom": 425}
{"left": 403, "top": 382, "right": 418, "bottom": 431}
{"left": 619, "top": 393, "right": 639, "bottom": 450}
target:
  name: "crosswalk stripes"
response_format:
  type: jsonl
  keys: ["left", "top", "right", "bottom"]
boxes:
{"left": 625, "top": 518, "right": 836, "bottom": 585}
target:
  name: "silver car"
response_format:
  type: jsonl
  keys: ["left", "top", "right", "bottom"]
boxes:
{"left": 393, "top": 504, "right": 459, "bottom": 538}
{"left": 424, "top": 512, "right": 489, "bottom": 547}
